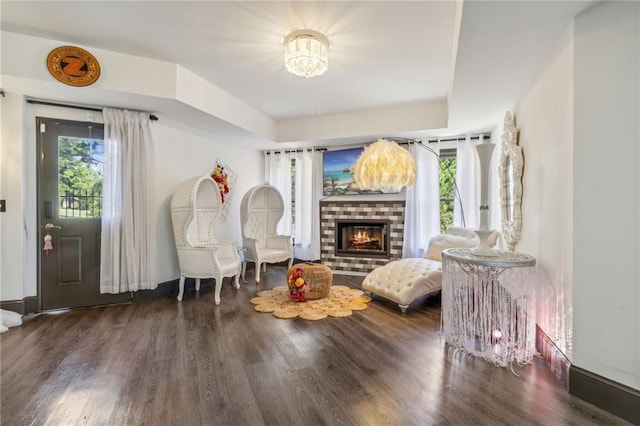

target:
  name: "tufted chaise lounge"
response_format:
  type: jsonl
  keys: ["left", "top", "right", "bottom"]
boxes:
{"left": 362, "top": 258, "right": 443, "bottom": 313}
{"left": 362, "top": 227, "right": 497, "bottom": 313}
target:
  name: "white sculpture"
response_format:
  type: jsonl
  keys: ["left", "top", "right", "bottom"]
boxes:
{"left": 473, "top": 139, "right": 498, "bottom": 256}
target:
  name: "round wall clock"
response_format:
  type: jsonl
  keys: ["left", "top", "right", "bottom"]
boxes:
{"left": 46, "top": 46, "right": 101, "bottom": 87}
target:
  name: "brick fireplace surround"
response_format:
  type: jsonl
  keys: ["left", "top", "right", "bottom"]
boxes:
{"left": 320, "top": 200, "right": 405, "bottom": 275}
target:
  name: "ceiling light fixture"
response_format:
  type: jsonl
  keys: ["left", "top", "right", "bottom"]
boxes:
{"left": 284, "top": 29, "right": 329, "bottom": 78}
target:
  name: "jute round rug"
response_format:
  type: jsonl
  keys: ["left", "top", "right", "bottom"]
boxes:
{"left": 250, "top": 285, "right": 371, "bottom": 320}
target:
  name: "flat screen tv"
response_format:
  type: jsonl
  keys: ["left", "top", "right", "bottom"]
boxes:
{"left": 322, "top": 147, "right": 396, "bottom": 196}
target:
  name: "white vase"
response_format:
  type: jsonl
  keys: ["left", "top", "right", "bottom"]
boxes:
{"left": 473, "top": 141, "right": 499, "bottom": 257}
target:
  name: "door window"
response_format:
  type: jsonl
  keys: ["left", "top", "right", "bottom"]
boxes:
{"left": 58, "top": 135, "right": 103, "bottom": 218}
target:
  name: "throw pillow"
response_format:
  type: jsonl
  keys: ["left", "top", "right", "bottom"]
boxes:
{"left": 445, "top": 227, "right": 479, "bottom": 240}
{"left": 424, "top": 234, "right": 478, "bottom": 262}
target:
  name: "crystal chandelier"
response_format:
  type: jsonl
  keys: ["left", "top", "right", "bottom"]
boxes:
{"left": 284, "top": 30, "right": 329, "bottom": 78}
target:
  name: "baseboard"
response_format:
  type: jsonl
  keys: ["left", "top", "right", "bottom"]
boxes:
{"left": 536, "top": 325, "right": 571, "bottom": 389}
{"left": 1, "top": 296, "right": 38, "bottom": 315}
{"left": 1, "top": 283, "right": 180, "bottom": 312}
{"left": 570, "top": 365, "right": 640, "bottom": 425}
{"left": 293, "top": 258, "right": 321, "bottom": 265}
{"left": 0, "top": 278, "right": 228, "bottom": 313}
{"left": 331, "top": 270, "right": 368, "bottom": 277}
{"left": 132, "top": 279, "right": 179, "bottom": 302}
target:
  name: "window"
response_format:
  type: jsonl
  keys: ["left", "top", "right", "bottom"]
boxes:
{"left": 439, "top": 148, "right": 457, "bottom": 233}
{"left": 58, "top": 136, "right": 104, "bottom": 218}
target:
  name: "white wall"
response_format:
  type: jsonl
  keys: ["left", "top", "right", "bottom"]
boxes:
{"left": 277, "top": 99, "right": 448, "bottom": 143}
{"left": 573, "top": 2, "right": 639, "bottom": 390}
{"left": 516, "top": 2, "right": 640, "bottom": 391}
{"left": 0, "top": 96, "right": 263, "bottom": 302}
{"left": 515, "top": 25, "right": 575, "bottom": 360}
{"left": 0, "top": 93, "right": 27, "bottom": 301}
{"left": 152, "top": 117, "right": 262, "bottom": 283}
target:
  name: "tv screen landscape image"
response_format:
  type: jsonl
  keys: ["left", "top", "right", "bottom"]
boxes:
{"left": 323, "top": 147, "right": 393, "bottom": 196}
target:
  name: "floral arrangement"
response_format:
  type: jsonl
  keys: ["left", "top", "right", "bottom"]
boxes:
{"left": 211, "top": 163, "right": 230, "bottom": 203}
{"left": 288, "top": 267, "right": 308, "bottom": 302}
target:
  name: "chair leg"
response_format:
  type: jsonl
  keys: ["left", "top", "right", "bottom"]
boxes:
{"left": 195, "top": 278, "right": 201, "bottom": 292}
{"left": 255, "top": 262, "right": 262, "bottom": 283}
{"left": 398, "top": 304, "right": 409, "bottom": 314}
{"left": 263, "top": 263, "right": 267, "bottom": 272}
{"left": 177, "top": 275, "right": 186, "bottom": 301}
{"left": 214, "top": 276, "right": 223, "bottom": 305}
{"left": 287, "top": 257, "right": 293, "bottom": 269}
{"left": 234, "top": 273, "right": 240, "bottom": 289}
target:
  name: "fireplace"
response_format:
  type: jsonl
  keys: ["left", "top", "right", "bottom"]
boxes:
{"left": 321, "top": 200, "right": 405, "bottom": 275}
{"left": 335, "top": 220, "right": 389, "bottom": 257}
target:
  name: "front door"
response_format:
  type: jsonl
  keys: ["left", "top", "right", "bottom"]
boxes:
{"left": 38, "top": 117, "right": 130, "bottom": 310}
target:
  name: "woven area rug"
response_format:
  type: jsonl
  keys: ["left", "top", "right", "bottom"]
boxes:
{"left": 250, "top": 285, "right": 371, "bottom": 320}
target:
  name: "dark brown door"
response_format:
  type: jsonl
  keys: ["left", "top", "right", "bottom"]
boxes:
{"left": 38, "top": 117, "right": 130, "bottom": 310}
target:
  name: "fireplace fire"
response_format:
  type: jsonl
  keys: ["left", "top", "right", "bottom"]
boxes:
{"left": 335, "top": 220, "right": 389, "bottom": 257}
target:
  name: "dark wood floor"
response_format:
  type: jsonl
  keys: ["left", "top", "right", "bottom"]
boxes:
{"left": 1, "top": 268, "right": 631, "bottom": 426}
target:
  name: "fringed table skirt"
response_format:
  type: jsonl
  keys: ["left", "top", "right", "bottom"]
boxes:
{"left": 442, "top": 248, "right": 537, "bottom": 370}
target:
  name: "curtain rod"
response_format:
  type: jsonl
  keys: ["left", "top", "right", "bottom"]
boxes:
{"left": 265, "top": 147, "right": 327, "bottom": 155}
{"left": 427, "top": 134, "right": 491, "bottom": 143}
{"left": 26, "top": 99, "right": 158, "bottom": 121}
{"left": 265, "top": 134, "right": 491, "bottom": 153}
{"left": 356, "top": 135, "right": 490, "bottom": 145}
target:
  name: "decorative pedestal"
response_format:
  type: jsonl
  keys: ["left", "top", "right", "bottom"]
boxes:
{"left": 442, "top": 248, "right": 536, "bottom": 369}
{"left": 287, "top": 263, "right": 333, "bottom": 300}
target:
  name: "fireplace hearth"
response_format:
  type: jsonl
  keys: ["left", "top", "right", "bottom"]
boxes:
{"left": 336, "top": 220, "right": 389, "bottom": 257}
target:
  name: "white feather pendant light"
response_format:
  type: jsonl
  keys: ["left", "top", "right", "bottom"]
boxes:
{"left": 352, "top": 139, "right": 417, "bottom": 191}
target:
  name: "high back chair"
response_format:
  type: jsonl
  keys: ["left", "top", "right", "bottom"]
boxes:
{"left": 240, "top": 184, "right": 294, "bottom": 283}
{"left": 171, "top": 176, "right": 241, "bottom": 305}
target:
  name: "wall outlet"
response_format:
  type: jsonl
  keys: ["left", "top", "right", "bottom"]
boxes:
{"left": 0, "top": 199, "right": 5, "bottom": 212}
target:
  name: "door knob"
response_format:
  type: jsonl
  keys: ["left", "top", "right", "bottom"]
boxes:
{"left": 44, "top": 223, "right": 62, "bottom": 230}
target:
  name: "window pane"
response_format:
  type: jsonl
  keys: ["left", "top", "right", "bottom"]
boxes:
{"left": 58, "top": 136, "right": 103, "bottom": 218}
{"left": 439, "top": 155, "right": 457, "bottom": 233}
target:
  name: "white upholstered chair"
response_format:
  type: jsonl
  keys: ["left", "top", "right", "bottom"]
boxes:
{"left": 171, "top": 176, "right": 241, "bottom": 305}
{"left": 362, "top": 227, "right": 498, "bottom": 313}
{"left": 240, "top": 184, "right": 294, "bottom": 283}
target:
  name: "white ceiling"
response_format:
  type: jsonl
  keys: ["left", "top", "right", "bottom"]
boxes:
{"left": 0, "top": 1, "right": 595, "bottom": 146}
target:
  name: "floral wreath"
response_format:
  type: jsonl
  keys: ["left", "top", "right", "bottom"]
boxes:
{"left": 288, "top": 267, "right": 308, "bottom": 302}
{"left": 211, "top": 163, "right": 230, "bottom": 203}
{"left": 209, "top": 159, "right": 236, "bottom": 220}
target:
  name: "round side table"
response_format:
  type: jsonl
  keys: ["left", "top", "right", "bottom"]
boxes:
{"left": 442, "top": 248, "right": 536, "bottom": 369}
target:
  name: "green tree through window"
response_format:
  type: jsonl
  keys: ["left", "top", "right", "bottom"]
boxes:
{"left": 58, "top": 136, "right": 103, "bottom": 217}
{"left": 439, "top": 148, "right": 457, "bottom": 233}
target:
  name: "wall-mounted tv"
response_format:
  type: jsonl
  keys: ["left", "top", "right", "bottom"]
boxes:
{"left": 323, "top": 147, "right": 396, "bottom": 196}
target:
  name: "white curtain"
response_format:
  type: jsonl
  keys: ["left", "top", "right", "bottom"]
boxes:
{"left": 293, "top": 150, "right": 322, "bottom": 260}
{"left": 100, "top": 108, "right": 156, "bottom": 293}
{"left": 453, "top": 137, "right": 480, "bottom": 229}
{"left": 403, "top": 142, "right": 440, "bottom": 257}
{"left": 265, "top": 151, "right": 293, "bottom": 235}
